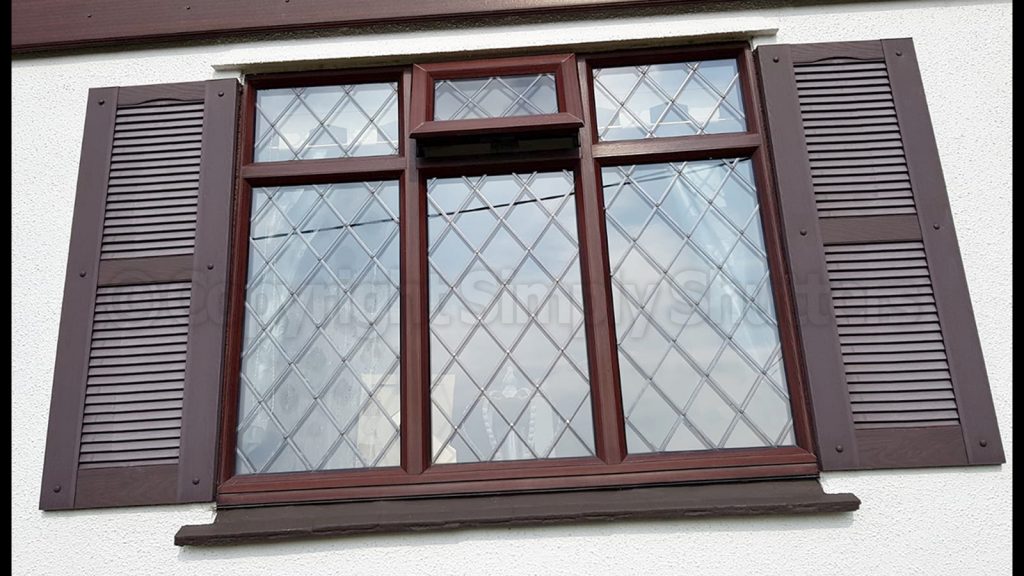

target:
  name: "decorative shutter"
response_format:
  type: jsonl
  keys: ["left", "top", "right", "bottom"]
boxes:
{"left": 755, "top": 38, "right": 1004, "bottom": 470}
{"left": 39, "top": 79, "right": 239, "bottom": 509}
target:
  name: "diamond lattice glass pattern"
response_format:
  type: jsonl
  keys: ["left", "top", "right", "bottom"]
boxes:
{"left": 427, "top": 171, "right": 595, "bottom": 464}
{"left": 593, "top": 59, "right": 746, "bottom": 141}
{"left": 602, "top": 159, "right": 795, "bottom": 454}
{"left": 254, "top": 83, "right": 399, "bottom": 162}
{"left": 236, "top": 181, "right": 401, "bottom": 474}
{"left": 434, "top": 74, "right": 558, "bottom": 121}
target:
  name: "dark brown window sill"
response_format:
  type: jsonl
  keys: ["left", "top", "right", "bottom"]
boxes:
{"left": 175, "top": 479, "right": 859, "bottom": 546}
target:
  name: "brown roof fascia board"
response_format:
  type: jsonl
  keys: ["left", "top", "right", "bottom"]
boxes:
{"left": 13, "top": 0, "right": 741, "bottom": 55}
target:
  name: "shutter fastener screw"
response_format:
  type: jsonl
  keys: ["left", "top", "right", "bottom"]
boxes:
{"left": 933, "top": 223, "right": 941, "bottom": 230}
{"left": 772, "top": 56, "right": 779, "bottom": 62}
{"left": 800, "top": 229, "right": 808, "bottom": 236}
{"left": 980, "top": 439, "right": 989, "bottom": 447}
{"left": 192, "top": 477, "right": 201, "bottom": 485}
{"left": 207, "top": 263, "right": 214, "bottom": 270}
{"left": 218, "top": 91, "right": 224, "bottom": 97}
{"left": 98, "top": 99, "right": 105, "bottom": 106}
{"left": 896, "top": 51, "right": 903, "bottom": 56}
{"left": 79, "top": 271, "right": 86, "bottom": 277}
{"left": 53, "top": 485, "right": 61, "bottom": 493}
{"left": 835, "top": 444, "right": 844, "bottom": 453}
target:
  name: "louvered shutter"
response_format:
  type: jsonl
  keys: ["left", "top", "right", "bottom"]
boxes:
{"left": 40, "top": 80, "right": 239, "bottom": 510}
{"left": 755, "top": 38, "right": 1004, "bottom": 470}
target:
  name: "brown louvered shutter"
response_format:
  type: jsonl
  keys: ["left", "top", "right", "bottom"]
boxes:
{"left": 40, "top": 80, "right": 239, "bottom": 510}
{"left": 755, "top": 38, "right": 1004, "bottom": 470}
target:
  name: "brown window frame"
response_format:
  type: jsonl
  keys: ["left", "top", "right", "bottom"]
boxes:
{"left": 409, "top": 53, "right": 584, "bottom": 139}
{"left": 217, "top": 42, "right": 819, "bottom": 508}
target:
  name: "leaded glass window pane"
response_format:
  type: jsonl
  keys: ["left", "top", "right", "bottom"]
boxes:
{"left": 427, "top": 171, "right": 595, "bottom": 463}
{"left": 236, "top": 181, "right": 401, "bottom": 473}
{"left": 602, "top": 159, "right": 795, "bottom": 453}
{"left": 254, "top": 83, "right": 399, "bottom": 162}
{"left": 593, "top": 59, "right": 746, "bottom": 141}
{"left": 434, "top": 74, "right": 558, "bottom": 120}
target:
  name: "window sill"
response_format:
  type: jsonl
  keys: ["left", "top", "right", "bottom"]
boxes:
{"left": 175, "top": 479, "right": 859, "bottom": 546}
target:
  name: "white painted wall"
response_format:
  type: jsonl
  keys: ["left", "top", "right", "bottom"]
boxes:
{"left": 12, "top": 1, "right": 1012, "bottom": 574}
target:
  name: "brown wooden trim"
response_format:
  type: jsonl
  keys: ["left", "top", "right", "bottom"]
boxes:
{"left": 241, "top": 156, "right": 406, "bottom": 186}
{"left": 411, "top": 64, "right": 432, "bottom": 133}
{"left": 416, "top": 150, "right": 581, "bottom": 178}
{"left": 240, "top": 84, "right": 256, "bottom": 167}
{"left": 221, "top": 446, "right": 815, "bottom": 495}
{"left": 582, "top": 42, "right": 750, "bottom": 69}
{"left": 216, "top": 83, "right": 256, "bottom": 488}
{"left": 740, "top": 46, "right": 817, "bottom": 453}
{"left": 74, "top": 464, "right": 179, "bottom": 509}
{"left": 415, "top": 53, "right": 575, "bottom": 79}
{"left": 849, "top": 426, "right": 967, "bottom": 470}
{"left": 755, "top": 44, "right": 859, "bottom": 470}
{"left": 621, "top": 446, "right": 814, "bottom": 467}
{"left": 592, "top": 133, "right": 760, "bottom": 164}
{"left": 818, "top": 214, "right": 922, "bottom": 245}
{"left": 13, "top": 1, "right": 745, "bottom": 55}
{"left": 883, "top": 38, "right": 1004, "bottom": 465}
{"left": 575, "top": 55, "right": 626, "bottom": 465}
{"left": 39, "top": 86, "right": 118, "bottom": 511}
{"left": 411, "top": 113, "right": 584, "bottom": 139}
{"left": 246, "top": 67, "right": 405, "bottom": 91}
{"left": 178, "top": 479, "right": 858, "bottom": 545}
{"left": 789, "top": 41, "right": 883, "bottom": 64}
{"left": 97, "top": 254, "right": 194, "bottom": 286}
{"left": 219, "top": 462, "right": 819, "bottom": 506}
{"left": 177, "top": 79, "right": 241, "bottom": 502}
{"left": 410, "top": 54, "right": 584, "bottom": 139}
{"left": 409, "top": 55, "right": 585, "bottom": 122}
{"left": 559, "top": 55, "right": 586, "bottom": 121}
{"left": 116, "top": 82, "right": 206, "bottom": 106}
{"left": 736, "top": 46, "right": 761, "bottom": 135}
{"left": 399, "top": 69, "right": 430, "bottom": 476}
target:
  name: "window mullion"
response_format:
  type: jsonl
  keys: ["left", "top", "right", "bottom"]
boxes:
{"left": 574, "top": 57, "right": 627, "bottom": 465}
{"left": 400, "top": 68, "right": 432, "bottom": 475}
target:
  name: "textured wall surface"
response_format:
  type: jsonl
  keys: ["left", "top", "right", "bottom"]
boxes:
{"left": 12, "top": 1, "right": 1012, "bottom": 574}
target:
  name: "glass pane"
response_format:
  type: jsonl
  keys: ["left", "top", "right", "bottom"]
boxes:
{"left": 428, "top": 171, "right": 595, "bottom": 463}
{"left": 254, "top": 83, "right": 399, "bottom": 162}
{"left": 236, "top": 181, "right": 401, "bottom": 474}
{"left": 434, "top": 74, "right": 558, "bottom": 120}
{"left": 593, "top": 59, "right": 746, "bottom": 141}
{"left": 602, "top": 159, "right": 794, "bottom": 454}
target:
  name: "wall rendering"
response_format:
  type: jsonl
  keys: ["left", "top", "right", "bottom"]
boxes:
{"left": 12, "top": 1, "right": 1012, "bottom": 574}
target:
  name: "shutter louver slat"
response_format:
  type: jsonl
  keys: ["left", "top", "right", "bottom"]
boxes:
{"left": 78, "top": 282, "right": 190, "bottom": 470}
{"left": 757, "top": 38, "right": 1004, "bottom": 470}
{"left": 796, "top": 58, "right": 913, "bottom": 220}
{"left": 40, "top": 79, "right": 238, "bottom": 510}
{"left": 101, "top": 101, "right": 202, "bottom": 261}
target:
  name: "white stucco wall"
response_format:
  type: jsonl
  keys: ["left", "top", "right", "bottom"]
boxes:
{"left": 12, "top": 1, "right": 1012, "bottom": 574}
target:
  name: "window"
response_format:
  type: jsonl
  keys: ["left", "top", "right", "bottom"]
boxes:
{"left": 208, "top": 45, "right": 825, "bottom": 506}
{"left": 40, "top": 39, "right": 1003, "bottom": 523}
{"left": 410, "top": 54, "right": 583, "bottom": 138}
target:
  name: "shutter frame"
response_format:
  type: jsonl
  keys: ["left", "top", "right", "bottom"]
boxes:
{"left": 40, "top": 87, "right": 119, "bottom": 510}
{"left": 881, "top": 39, "right": 1003, "bottom": 465}
{"left": 756, "top": 38, "right": 1004, "bottom": 471}
{"left": 39, "top": 79, "right": 239, "bottom": 510}
{"left": 178, "top": 79, "right": 240, "bottom": 502}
